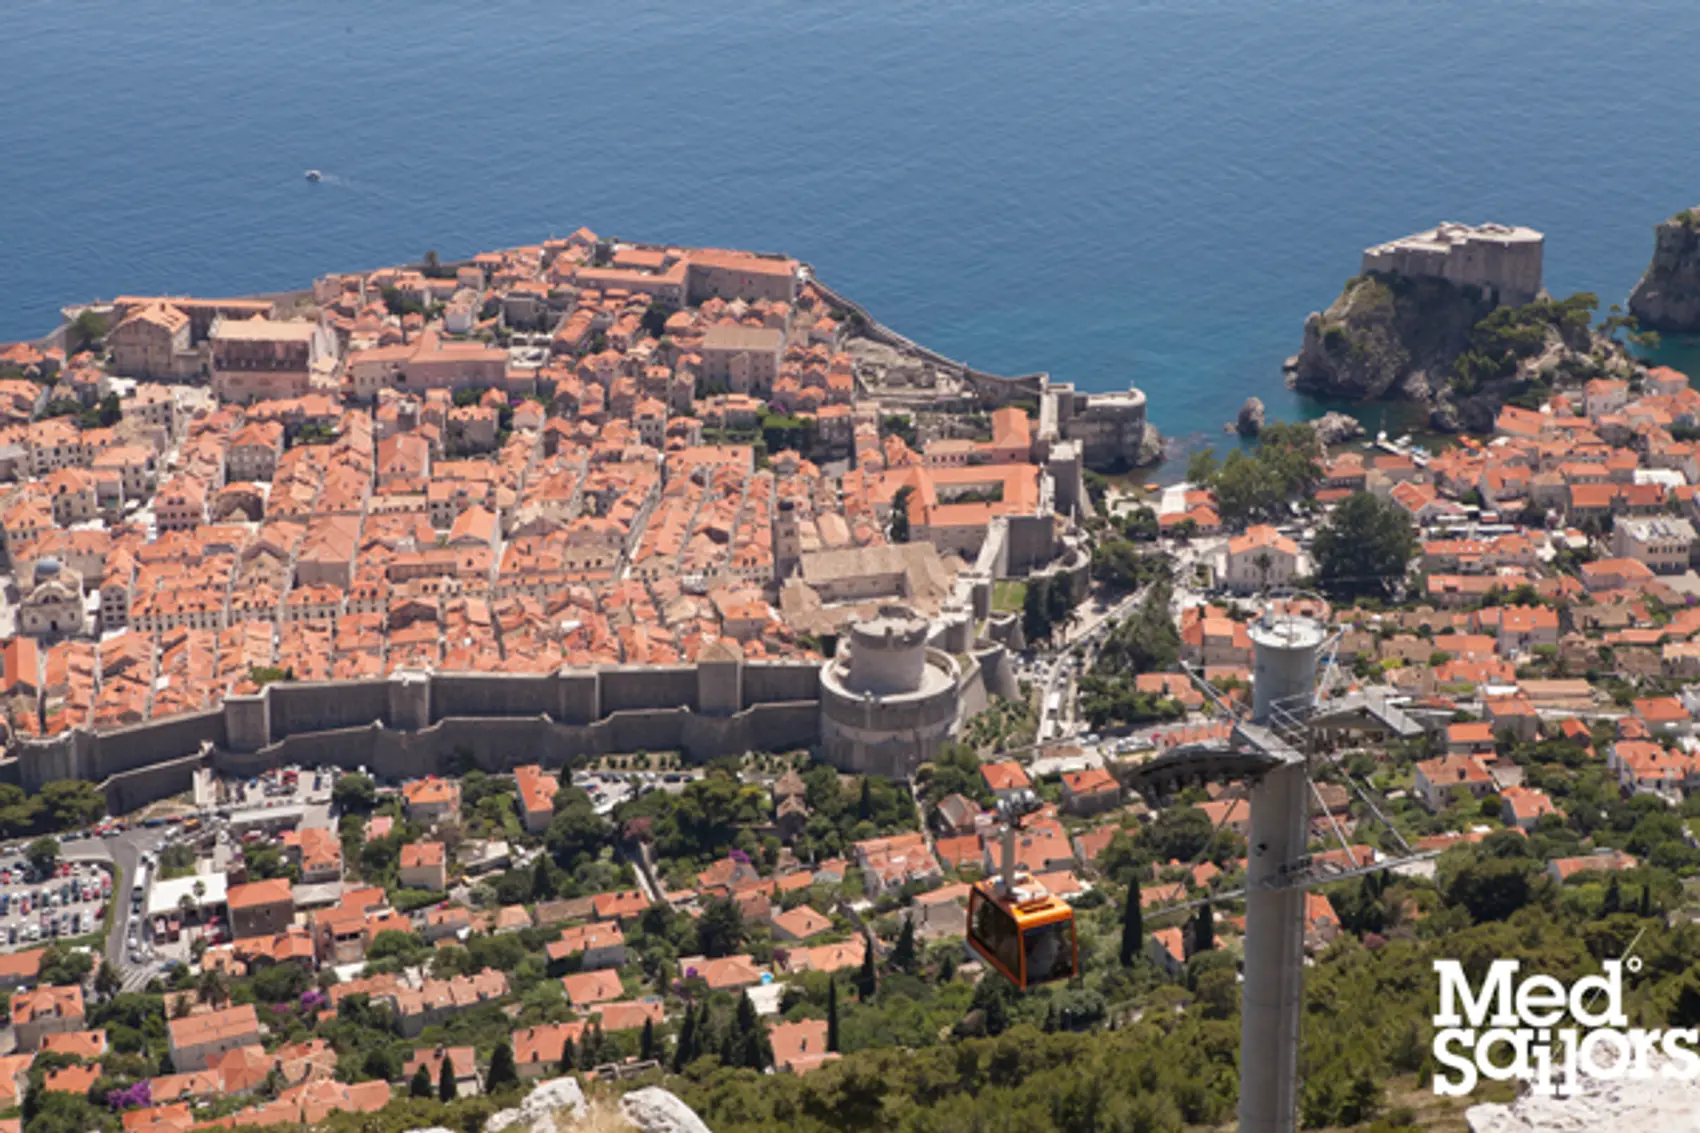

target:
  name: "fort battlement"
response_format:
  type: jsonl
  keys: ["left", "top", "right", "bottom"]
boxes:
{"left": 1361, "top": 222, "right": 1544, "bottom": 308}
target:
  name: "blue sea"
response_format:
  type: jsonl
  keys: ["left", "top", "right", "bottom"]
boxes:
{"left": 7, "top": 0, "right": 1700, "bottom": 456}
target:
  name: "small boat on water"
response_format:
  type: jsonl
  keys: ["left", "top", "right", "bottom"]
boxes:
{"left": 304, "top": 169, "right": 322, "bottom": 182}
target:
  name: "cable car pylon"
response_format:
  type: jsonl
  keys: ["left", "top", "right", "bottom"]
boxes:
{"left": 1122, "top": 599, "right": 1434, "bottom": 1133}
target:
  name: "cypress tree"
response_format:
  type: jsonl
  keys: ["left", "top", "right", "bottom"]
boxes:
{"left": 672, "top": 1006, "right": 697, "bottom": 1072}
{"left": 640, "top": 1016, "right": 655, "bottom": 1062}
{"left": 559, "top": 1036, "right": 577, "bottom": 1076}
{"left": 858, "top": 776, "right": 873, "bottom": 821}
{"left": 485, "top": 1040, "right": 518, "bottom": 1093}
{"left": 1192, "top": 902, "right": 1215, "bottom": 955}
{"left": 532, "top": 856, "right": 555, "bottom": 900}
{"left": 580, "top": 1021, "right": 604, "bottom": 1070}
{"left": 1603, "top": 875, "right": 1622, "bottom": 916}
{"left": 736, "top": 990, "right": 758, "bottom": 1035}
{"left": 856, "top": 943, "right": 878, "bottom": 1001}
{"left": 1640, "top": 886, "right": 1653, "bottom": 918}
{"left": 409, "top": 1064, "right": 433, "bottom": 1098}
{"left": 826, "top": 978, "right": 840, "bottom": 1052}
{"left": 1120, "top": 876, "right": 1143, "bottom": 967}
{"left": 437, "top": 1056, "right": 457, "bottom": 1103}
{"left": 891, "top": 917, "right": 916, "bottom": 971}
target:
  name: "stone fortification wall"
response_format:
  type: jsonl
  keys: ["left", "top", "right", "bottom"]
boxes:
{"left": 805, "top": 277, "right": 1047, "bottom": 405}
{"left": 742, "top": 661, "right": 820, "bottom": 708}
{"left": 17, "top": 710, "right": 226, "bottom": 794}
{"left": 431, "top": 672, "right": 561, "bottom": 722}
{"left": 269, "top": 680, "right": 389, "bottom": 741}
{"left": 14, "top": 659, "right": 826, "bottom": 813}
{"left": 599, "top": 667, "right": 699, "bottom": 714}
{"left": 211, "top": 701, "right": 820, "bottom": 782}
{"left": 105, "top": 751, "right": 204, "bottom": 815}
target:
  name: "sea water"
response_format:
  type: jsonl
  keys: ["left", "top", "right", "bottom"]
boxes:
{"left": 5, "top": 0, "right": 1698, "bottom": 454}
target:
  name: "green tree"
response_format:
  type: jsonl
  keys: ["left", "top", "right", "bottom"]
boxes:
{"left": 640, "top": 1016, "right": 656, "bottom": 1062}
{"left": 332, "top": 773, "right": 377, "bottom": 814}
{"left": 1023, "top": 576, "right": 1054, "bottom": 644}
{"left": 545, "top": 788, "right": 609, "bottom": 870}
{"left": 734, "top": 992, "right": 771, "bottom": 1070}
{"left": 531, "top": 856, "right": 555, "bottom": 901}
{"left": 38, "top": 781, "right": 105, "bottom": 830}
{"left": 1313, "top": 491, "right": 1416, "bottom": 601}
{"left": 559, "top": 1037, "right": 576, "bottom": 1075}
{"left": 672, "top": 1005, "right": 698, "bottom": 1071}
{"left": 485, "top": 1041, "right": 518, "bottom": 1092}
{"left": 826, "top": 978, "right": 840, "bottom": 1052}
{"left": 409, "top": 1064, "right": 433, "bottom": 1098}
{"left": 27, "top": 835, "right": 60, "bottom": 878}
{"left": 438, "top": 1056, "right": 457, "bottom": 1102}
{"left": 0, "top": 784, "right": 44, "bottom": 836}
{"left": 889, "top": 485, "right": 913, "bottom": 544}
{"left": 1120, "top": 876, "right": 1143, "bottom": 967}
{"left": 855, "top": 941, "right": 878, "bottom": 1001}
{"left": 1191, "top": 902, "right": 1215, "bottom": 955}
{"left": 891, "top": 917, "right": 917, "bottom": 972}
{"left": 695, "top": 896, "right": 745, "bottom": 959}
{"left": 93, "top": 963, "right": 120, "bottom": 1002}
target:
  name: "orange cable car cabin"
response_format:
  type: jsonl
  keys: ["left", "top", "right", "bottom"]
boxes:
{"left": 967, "top": 883, "right": 1079, "bottom": 990}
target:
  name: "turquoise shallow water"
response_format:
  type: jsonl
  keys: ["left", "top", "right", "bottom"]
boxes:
{"left": 6, "top": 0, "right": 1699, "bottom": 452}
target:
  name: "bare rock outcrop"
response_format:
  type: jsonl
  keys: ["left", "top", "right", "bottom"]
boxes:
{"left": 484, "top": 1077, "right": 588, "bottom": 1133}
{"left": 1285, "top": 273, "right": 1496, "bottom": 402}
{"left": 620, "top": 1088, "right": 712, "bottom": 1133}
{"left": 1309, "top": 411, "right": 1364, "bottom": 446}
{"left": 1629, "top": 207, "right": 1700, "bottom": 333}
{"left": 1235, "top": 397, "right": 1265, "bottom": 437}
{"left": 1467, "top": 1053, "right": 1700, "bottom": 1131}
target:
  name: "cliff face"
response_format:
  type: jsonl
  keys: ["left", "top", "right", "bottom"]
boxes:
{"left": 1285, "top": 273, "right": 1496, "bottom": 401}
{"left": 1629, "top": 208, "right": 1700, "bottom": 333}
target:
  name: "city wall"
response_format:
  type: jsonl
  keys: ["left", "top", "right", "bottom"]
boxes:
{"left": 11, "top": 659, "right": 825, "bottom": 813}
{"left": 806, "top": 277, "right": 1048, "bottom": 406}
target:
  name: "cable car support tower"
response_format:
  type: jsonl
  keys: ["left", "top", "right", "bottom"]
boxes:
{"left": 1123, "top": 608, "right": 1434, "bottom": 1133}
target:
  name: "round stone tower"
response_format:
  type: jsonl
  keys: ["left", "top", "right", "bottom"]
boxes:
{"left": 845, "top": 605, "right": 930, "bottom": 696}
{"left": 820, "top": 604, "right": 963, "bottom": 780}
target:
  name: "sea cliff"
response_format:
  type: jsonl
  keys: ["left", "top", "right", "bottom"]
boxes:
{"left": 1629, "top": 207, "right": 1700, "bottom": 334}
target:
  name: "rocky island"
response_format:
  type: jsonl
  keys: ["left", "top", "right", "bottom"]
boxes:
{"left": 1629, "top": 206, "right": 1700, "bottom": 333}
{"left": 1286, "top": 222, "right": 1636, "bottom": 432}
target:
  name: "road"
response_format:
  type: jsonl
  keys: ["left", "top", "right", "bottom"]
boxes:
{"left": 60, "top": 827, "right": 171, "bottom": 990}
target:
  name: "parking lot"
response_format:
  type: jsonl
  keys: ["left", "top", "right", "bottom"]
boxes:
{"left": 0, "top": 858, "right": 113, "bottom": 950}
{"left": 574, "top": 768, "right": 703, "bottom": 815}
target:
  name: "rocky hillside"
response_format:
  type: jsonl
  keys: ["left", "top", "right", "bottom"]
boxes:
{"left": 1629, "top": 207, "right": 1700, "bottom": 333}
{"left": 1285, "top": 272, "right": 1636, "bottom": 432}
{"left": 1285, "top": 273, "right": 1497, "bottom": 402}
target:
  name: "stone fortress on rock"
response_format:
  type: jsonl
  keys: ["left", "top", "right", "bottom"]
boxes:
{"left": 1360, "top": 222, "right": 1545, "bottom": 308}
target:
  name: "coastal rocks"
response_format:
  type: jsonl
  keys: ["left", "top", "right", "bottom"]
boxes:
{"left": 1628, "top": 207, "right": 1700, "bottom": 333}
{"left": 620, "top": 1088, "right": 712, "bottom": 1133}
{"left": 1309, "top": 411, "right": 1364, "bottom": 446}
{"left": 485, "top": 1077, "right": 588, "bottom": 1133}
{"left": 1428, "top": 399, "right": 1464, "bottom": 434}
{"left": 1235, "top": 397, "right": 1264, "bottom": 437}
{"left": 1134, "top": 422, "right": 1165, "bottom": 467}
{"left": 1285, "top": 273, "right": 1496, "bottom": 402}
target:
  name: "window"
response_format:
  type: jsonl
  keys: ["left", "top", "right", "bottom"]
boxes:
{"left": 969, "top": 890, "right": 1022, "bottom": 980}
{"left": 1023, "top": 921, "right": 1076, "bottom": 985}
